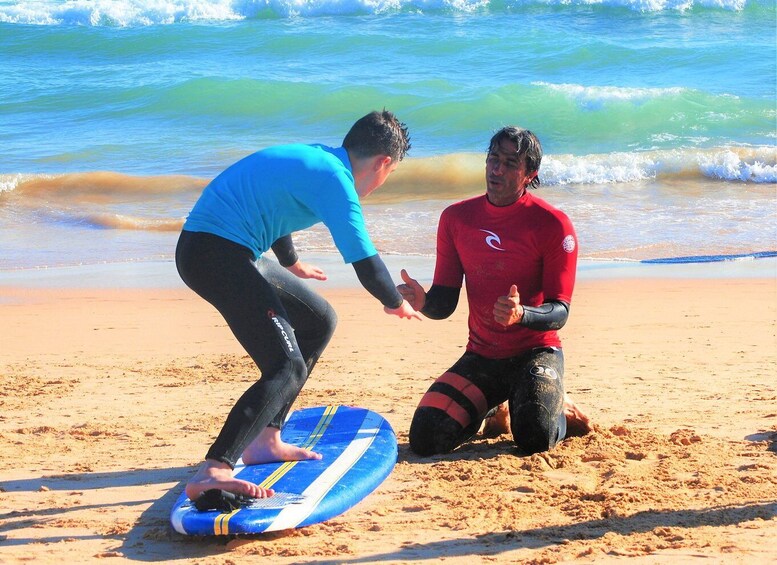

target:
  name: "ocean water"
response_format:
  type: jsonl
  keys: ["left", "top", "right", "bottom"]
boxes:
{"left": 1, "top": 0, "right": 775, "bottom": 274}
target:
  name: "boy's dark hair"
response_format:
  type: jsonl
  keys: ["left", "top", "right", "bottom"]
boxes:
{"left": 343, "top": 110, "right": 411, "bottom": 163}
{"left": 488, "top": 126, "right": 542, "bottom": 189}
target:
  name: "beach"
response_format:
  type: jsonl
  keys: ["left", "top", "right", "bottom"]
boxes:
{"left": 1, "top": 0, "right": 775, "bottom": 562}
{"left": 1, "top": 264, "right": 775, "bottom": 564}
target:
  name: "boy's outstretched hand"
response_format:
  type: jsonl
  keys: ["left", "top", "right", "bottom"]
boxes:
{"left": 385, "top": 300, "right": 422, "bottom": 320}
{"left": 286, "top": 260, "right": 327, "bottom": 281}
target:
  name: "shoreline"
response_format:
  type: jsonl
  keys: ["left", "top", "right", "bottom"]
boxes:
{"left": 0, "top": 254, "right": 775, "bottom": 290}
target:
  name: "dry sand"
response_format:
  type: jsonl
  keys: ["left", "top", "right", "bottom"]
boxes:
{"left": 0, "top": 275, "right": 775, "bottom": 564}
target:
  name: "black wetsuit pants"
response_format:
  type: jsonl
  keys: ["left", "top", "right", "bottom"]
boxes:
{"left": 175, "top": 230, "right": 337, "bottom": 468}
{"left": 409, "top": 347, "right": 565, "bottom": 456}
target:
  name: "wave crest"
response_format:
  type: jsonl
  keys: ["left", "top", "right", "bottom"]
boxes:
{"left": 0, "top": 0, "right": 757, "bottom": 26}
{"left": 544, "top": 147, "right": 777, "bottom": 185}
{"left": 2, "top": 147, "right": 773, "bottom": 208}
{"left": 6, "top": 171, "right": 206, "bottom": 197}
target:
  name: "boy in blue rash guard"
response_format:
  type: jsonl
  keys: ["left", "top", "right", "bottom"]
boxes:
{"left": 176, "top": 110, "right": 419, "bottom": 505}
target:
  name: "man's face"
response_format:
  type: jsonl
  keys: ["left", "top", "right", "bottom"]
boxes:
{"left": 485, "top": 139, "right": 535, "bottom": 205}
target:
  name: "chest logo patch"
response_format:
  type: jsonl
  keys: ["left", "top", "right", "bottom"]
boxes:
{"left": 479, "top": 229, "right": 505, "bottom": 251}
{"left": 562, "top": 234, "right": 576, "bottom": 253}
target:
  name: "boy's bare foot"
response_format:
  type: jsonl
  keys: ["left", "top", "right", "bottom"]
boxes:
{"left": 564, "top": 394, "right": 592, "bottom": 437}
{"left": 481, "top": 402, "right": 510, "bottom": 438}
{"left": 185, "top": 460, "right": 273, "bottom": 501}
{"left": 241, "top": 426, "right": 323, "bottom": 466}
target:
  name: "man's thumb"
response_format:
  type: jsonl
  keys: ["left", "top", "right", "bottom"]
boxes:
{"left": 401, "top": 269, "right": 414, "bottom": 284}
{"left": 508, "top": 284, "right": 519, "bottom": 297}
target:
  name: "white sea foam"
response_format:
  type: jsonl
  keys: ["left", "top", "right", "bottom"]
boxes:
{"left": 698, "top": 149, "right": 777, "bottom": 182}
{"left": 533, "top": 82, "right": 687, "bottom": 110}
{"left": 542, "top": 147, "right": 777, "bottom": 185}
{"left": 0, "top": 0, "right": 753, "bottom": 26}
{"left": 0, "top": 174, "right": 28, "bottom": 193}
{"left": 0, "top": 0, "right": 242, "bottom": 26}
{"left": 542, "top": 153, "right": 659, "bottom": 185}
{"left": 539, "top": 0, "right": 747, "bottom": 11}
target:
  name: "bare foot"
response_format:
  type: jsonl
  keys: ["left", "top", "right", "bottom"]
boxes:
{"left": 241, "top": 426, "right": 323, "bottom": 465}
{"left": 481, "top": 402, "right": 510, "bottom": 438}
{"left": 185, "top": 459, "right": 273, "bottom": 501}
{"left": 564, "top": 394, "right": 592, "bottom": 437}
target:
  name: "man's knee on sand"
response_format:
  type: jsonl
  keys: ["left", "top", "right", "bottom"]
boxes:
{"left": 408, "top": 407, "right": 466, "bottom": 456}
{"left": 510, "top": 401, "right": 559, "bottom": 455}
{"left": 409, "top": 401, "right": 562, "bottom": 457}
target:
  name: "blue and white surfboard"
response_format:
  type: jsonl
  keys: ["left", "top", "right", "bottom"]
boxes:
{"left": 170, "top": 405, "right": 398, "bottom": 535}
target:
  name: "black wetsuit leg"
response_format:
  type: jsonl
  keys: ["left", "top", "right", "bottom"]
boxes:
{"left": 508, "top": 347, "right": 566, "bottom": 455}
{"left": 255, "top": 256, "right": 337, "bottom": 426}
{"left": 175, "top": 230, "right": 337, "bottom": 468}
{"left": 408, "top": 352, "right": 511, "bottom": 456}
{"left": 408, "top": 347, "right": 566, "bottom": 457}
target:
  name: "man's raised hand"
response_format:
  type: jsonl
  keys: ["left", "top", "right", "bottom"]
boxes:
{"left": 396, "top": 269, "right": 426, "bottom": 312}
{"left": 493, "top": 284, "right": 523, "bottom": 327}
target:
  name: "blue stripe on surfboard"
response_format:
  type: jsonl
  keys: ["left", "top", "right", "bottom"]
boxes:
{"left": 171, "top": 405, "right": 342, "bottom": 535}
{"left": 294, "top": 415, "right": 396, "bottom": 529}
{"left": 170, "top": 406, "right": 396, "bottom": 535}
{"left": 172, "top": 405, "right": 346, "bottom": 535}
{"left": 230, "top": 406, "right": 376, "bottom": 533}
{"left": 640, "top": 250, "right": 777, "bottom": 264}
{"left": 265, "top": 410, "right": 394, "bottom": 531}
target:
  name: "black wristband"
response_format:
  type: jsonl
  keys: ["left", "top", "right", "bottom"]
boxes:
{"left": 519, "top": 300, "right": 570, "bottom": 331}
{"left": 420, "top": 284, "right": 460, "bottom": 319}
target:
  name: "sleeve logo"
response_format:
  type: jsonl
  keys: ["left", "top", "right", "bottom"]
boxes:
{"left": 562, "top": 234, "right": 576, "bottom": 253}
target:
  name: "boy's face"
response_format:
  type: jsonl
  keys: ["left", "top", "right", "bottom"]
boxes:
{"left": 357, "top": 156, "right": 396, "bottom": 198}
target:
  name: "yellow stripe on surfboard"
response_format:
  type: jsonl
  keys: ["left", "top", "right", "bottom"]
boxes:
{"left": 213, "top": 405, "right": 339, "bottom": 535}
{"left": 259, "top": 405, "right": 337, "bottom": 490}
{"left": 214, "top": 508, "right": 239, "bottom": 535}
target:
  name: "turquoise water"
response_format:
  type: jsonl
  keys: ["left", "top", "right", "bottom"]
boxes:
{"left": 0, "top": 0, "right": 775, "bottom": 270}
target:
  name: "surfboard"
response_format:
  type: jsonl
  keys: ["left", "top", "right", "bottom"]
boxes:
{"left": 641, "top": 250, "right": 777, "bottom": 264}
{"left": 170, "top": 405, "right": 397, "bottom": 535}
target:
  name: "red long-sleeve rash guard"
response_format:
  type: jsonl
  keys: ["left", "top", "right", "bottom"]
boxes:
{"left": 431, "top": 192, "right": 578, "bottom": 359}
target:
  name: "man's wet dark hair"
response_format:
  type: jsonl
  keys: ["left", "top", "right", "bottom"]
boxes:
{"left": 488, "top": 126, "right": 542, "bottom": 189}
{"left": 343, "top": 110, "right": 411, "bottom": 163}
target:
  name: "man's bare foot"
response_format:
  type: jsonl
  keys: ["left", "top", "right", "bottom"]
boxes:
{"left": 241, "top": 426, "right": 323, "bottom": 465}
{"left": 185, "top": 460, "right": 273, "bottom": 501}
{"left": 481, "top": 402, "right": 510, "bottom": 438}
{"left": 564, "top": 394, "right": 592, "bottom": 437}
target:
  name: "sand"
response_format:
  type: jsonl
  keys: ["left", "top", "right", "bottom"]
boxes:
{"left": 0, "top": 274, "right": 775, "bottom": 564}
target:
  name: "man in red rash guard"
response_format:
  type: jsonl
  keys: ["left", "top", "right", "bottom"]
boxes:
{"left": 398, "top": 126, "right": 591, "bottom": 456}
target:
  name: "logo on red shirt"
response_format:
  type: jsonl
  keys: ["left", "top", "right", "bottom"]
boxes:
{"left": 479, "top": 229, "right": 505, "bottom": 251}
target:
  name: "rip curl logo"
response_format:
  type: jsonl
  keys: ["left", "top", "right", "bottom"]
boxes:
{"left": 267, "top": 309, "right": 294, "bottom": 353}
{"left": 562, "top": 234, "right": 576, "bottom": 253}
{"left": 479, "top": 229, "right": 505, "bottom": 251}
